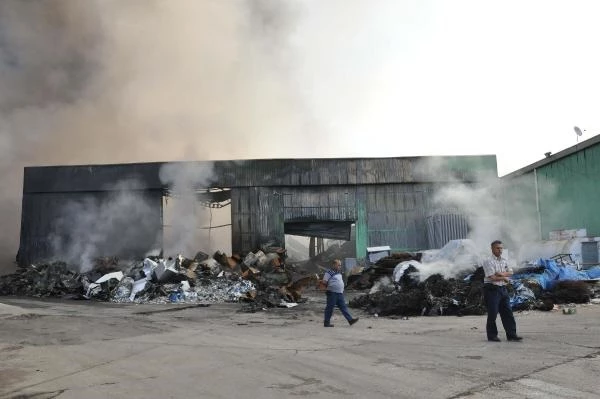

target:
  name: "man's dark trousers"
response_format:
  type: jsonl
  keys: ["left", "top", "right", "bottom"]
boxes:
{"left": 483, "top": 284, "right": 517, "bottom": 339}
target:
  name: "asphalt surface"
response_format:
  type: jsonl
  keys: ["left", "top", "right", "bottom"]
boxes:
{"left": 1, "top": 294, "right": 599, "bottom": 399}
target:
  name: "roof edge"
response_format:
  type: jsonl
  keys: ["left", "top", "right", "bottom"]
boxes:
{"left": 503, "top": 134, "right": 600, "bottom": 178}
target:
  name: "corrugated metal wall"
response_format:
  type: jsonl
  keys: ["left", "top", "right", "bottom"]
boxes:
{"left": 425, "top": 211, "right": 470, "bottom": 249}
{"left": 213, "top": 156, "right": 496, "bottom": 187}
{"left": 20, "top": 156, "right": 497, "bottom": 263}
{"left": 19, "top": 193, "right": 68, "bottom": 264}
{"left": 502, "top": 141, "right": 600, "bottom": 241}
{"left": 362, "top": 184, "right": 434, "bottom": 251}
{"left": 231, "top": 187, "right": 284, "bottom": 252}
{"left": 536, "top": 145, "right": 600, "bottom": 238}
{"left": 231, "top": 186, "right": 357, "bottom": 251}
{"left": 18, "top": 190, "right": 163, "bottom": 265}
{"left": 232, "top": 183, "right": 440, "bottom": 255}
{"left": 281, "top": 186, "right": 357, "bottom": 221}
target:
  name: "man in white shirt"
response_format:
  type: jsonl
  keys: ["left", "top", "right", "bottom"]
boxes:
{"left": 482, "top": 240, "right": 523, "bottom": 342}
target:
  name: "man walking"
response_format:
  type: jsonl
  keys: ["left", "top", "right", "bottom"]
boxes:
{"left": 320, "top": 259, "right": 359, "bottom": 327}
{"left": 482, "top": 240, "right": 523, "bottom": 342}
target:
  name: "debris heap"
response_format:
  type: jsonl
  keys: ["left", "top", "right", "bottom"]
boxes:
{"left": 0, "top": 245, "right": 318, "bottom": 310}
{"left": 348, "top": 255, "right": 600, "bottom": 317}
{"left": 349, "top": 266, "right": 486, "bottom": 317}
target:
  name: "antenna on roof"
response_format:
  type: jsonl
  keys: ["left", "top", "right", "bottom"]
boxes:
{"left": 574, "top": 126, "right": 584, "bottom": 143}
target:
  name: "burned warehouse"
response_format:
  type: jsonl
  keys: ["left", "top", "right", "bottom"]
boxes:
{"left": 17, "top": 156, "right": 496, "bottom": 266}
{"left": 9, "top": 152, "right": 600, "bottom": 312}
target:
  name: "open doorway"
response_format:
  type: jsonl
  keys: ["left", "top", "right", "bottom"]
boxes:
{"left": 162, "top": 188, "right": 232, "bottom": 258}
{"left": 284, "top": 222, "right": 356, "bottom": 272}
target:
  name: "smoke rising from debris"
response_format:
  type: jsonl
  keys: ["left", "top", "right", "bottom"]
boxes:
{"left": 0, "top": 0, "right": 330, "bottom": 271}
{"left": 421, "top": 157, "right": 554, "bottom": 263}
{"left": 51, "top": 180, "right": 160, "bottom": 272}
{"left": 159, "top": 162, "right": 216, "bottom": 258}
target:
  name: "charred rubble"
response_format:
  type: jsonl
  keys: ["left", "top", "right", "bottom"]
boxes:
{"left": 0, "top": 244, "right": 318, "bottom": 311}
{"left": 349, "top": 264, "right": 487, "bottom": 317}
{"left": 347, "top": 252, "right": 423, "bottom": 290}
{"left": 347, "top": 253, "right": 600, "bottom": 317}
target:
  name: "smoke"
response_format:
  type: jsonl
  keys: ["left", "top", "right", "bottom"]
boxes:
{"left": 159, "top": 162, "right": 215, "bottom": 257}
{"left": 0, "top": 0, "right": 329, "bottom": 272}
{"left": 51, "top": 180, "right": 160, "bottom": 272}
{"left": 420, "top": 157, "right": 562, "bottom": 264}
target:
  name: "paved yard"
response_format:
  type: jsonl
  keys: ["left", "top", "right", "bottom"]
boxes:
{"left": 1, "top": 296, "right": 599, "bottom": 399}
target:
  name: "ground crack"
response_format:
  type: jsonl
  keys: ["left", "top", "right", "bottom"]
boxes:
{"left": 447, "top": 349, "right": 600, "bottom": 398}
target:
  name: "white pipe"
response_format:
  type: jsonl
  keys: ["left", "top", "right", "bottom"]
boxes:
{"left": 534, "top": 168, "right": 542, "bottom": 240}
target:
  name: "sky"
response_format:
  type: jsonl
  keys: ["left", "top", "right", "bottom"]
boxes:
{"left": 289, "top": 0, "right": 600, "bottom": 175}
{"left": 1, "top": 0, "right": 600, "bottom": 265}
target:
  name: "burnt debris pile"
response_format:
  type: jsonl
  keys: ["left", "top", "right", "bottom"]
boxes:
{"left": 347, "top": 252, "right": 423, "bottom": 290}
{"left": 349, "top": 265, "right": 486, "bottom": 317}
{"left": 0, "top": 245, "right": 318, "bottom": 309}
{"left": 348, "top": 254, "right": 600, "bottom": 317}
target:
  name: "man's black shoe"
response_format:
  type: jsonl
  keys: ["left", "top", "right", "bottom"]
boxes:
{"left": 324, "top": 323, "right": 334, "bottom": 327}
{"left": 507, "top": 336, "right": 523, "bottom": 341}
{"left": 488, "top": 337, "right": 501, "bottom": 342}
{"left": 348, "top": 318, "right": 359, "bottom": 326}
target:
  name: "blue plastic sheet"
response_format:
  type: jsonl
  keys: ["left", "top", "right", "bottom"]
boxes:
{"left": 586, "top": 266, "right": 600, "bottom": 279}
{"left": 509, "top": 259, "right": 600, "bottom": 308}
{"left": 512, "top": 259, "right": 557, "bottom": 290}
{"left": 509, "top": 281, "right": 536, "bottom": 308}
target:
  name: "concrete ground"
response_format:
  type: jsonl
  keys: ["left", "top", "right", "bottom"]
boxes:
{"left": 1, "top": 293, "right": 599, "bottom": 399}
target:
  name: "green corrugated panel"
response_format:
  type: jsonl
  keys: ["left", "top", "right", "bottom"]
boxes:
{"left": 537, "top": 146, "right": 600, "bottom": 237}
{"left": 355, "top": 200, "right": 368, "bottom": 261}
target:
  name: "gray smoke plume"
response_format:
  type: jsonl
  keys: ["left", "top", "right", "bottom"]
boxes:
{"left": 0, "top": 0, "right": 324, "bottom": 273}
{"left": 51, "top": 180, "right": 160, "bottom": 272}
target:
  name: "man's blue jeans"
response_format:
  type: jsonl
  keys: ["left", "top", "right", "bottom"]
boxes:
{"left": 483, "top": 284, "right": 517, "bottom": 339}
{"left": 324, "top": 291, "right": 353, "bottom": 325}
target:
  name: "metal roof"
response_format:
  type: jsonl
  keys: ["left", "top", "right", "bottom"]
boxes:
{"left": 503, "top": 133, "right": 600, "bottom": 178}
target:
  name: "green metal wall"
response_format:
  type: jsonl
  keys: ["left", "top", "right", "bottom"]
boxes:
{"left": 537, "top": 145, "right": 600, "bottom": 237}
{"left": 502, "top": 142, "right": 600, "bottom": 240}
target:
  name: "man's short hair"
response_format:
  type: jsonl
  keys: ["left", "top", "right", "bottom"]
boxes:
{"left": 491, "top": 240, "right": 503, "bottom": 247}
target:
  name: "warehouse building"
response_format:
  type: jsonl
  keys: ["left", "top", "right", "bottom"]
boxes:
{"left": 502, "top": 134, "right": 600, "bottom": 265}
{"left": 18, "top": 156, "right": 496, "bottom": 266}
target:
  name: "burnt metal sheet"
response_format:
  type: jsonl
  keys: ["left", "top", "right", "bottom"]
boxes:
{"left": 23, "top": 156, "right": 497, "bottom": 193}
{"left": 281, "top": 186, "right": 357, "bottom": 222}
{"left": 231, "top": 187, "right": 284, "bottom": 253}
{"left": 18, "top": 190, "right": 163, "bottom": 266}
{"left": 23, "top": 163, "right": 166, "bottom": 193}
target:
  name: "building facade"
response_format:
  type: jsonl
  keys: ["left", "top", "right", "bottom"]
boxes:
{"left": 18, "top": 156, "right": 497, "bottom": 265}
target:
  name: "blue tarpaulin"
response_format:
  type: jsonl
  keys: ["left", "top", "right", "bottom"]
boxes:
{"left": 512, "top": 259, "right": 599, "bottom": 291}
{"left": 509, "top": 259, "right": 600, "bottom": 308}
